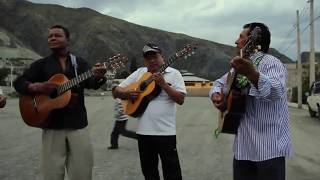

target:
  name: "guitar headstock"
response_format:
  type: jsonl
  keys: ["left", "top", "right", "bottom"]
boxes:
{"left": 174, "top": 43, "right": 197, "bottom": 60}
{"left": 105, "top": 54, "right": 128, "bottom": 72}
{"left": 242, "top": 27, "right": 262, "bottom": 57}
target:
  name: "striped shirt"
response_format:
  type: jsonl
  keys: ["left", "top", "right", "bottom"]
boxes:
{"left": 114, "top": 99, "right": 128, "bottom": 121}
{"left": 209, "top": 52, "right": 293, "bottom": 161}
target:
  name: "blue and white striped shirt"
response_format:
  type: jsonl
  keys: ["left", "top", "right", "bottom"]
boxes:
{"left": 209, "top": 52, "right": 293, "bottom": 161}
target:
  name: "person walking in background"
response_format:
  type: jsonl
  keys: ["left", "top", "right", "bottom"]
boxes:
{"left": 108, "top": 96, "right": 137, "bottom": 150}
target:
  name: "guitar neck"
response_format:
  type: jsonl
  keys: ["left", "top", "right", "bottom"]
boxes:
{"left": 57, "top": 70, "right": 94, "bottom": 95}
{"left": 159, "top": 55, "right": 177, "bottom": 73}
{"left": 143, "top": 55, "right": 178, "bottom": 85}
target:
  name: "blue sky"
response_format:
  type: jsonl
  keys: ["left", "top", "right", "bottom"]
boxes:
{"left": 28, "top": 0, "right": 320, "bottom": 60}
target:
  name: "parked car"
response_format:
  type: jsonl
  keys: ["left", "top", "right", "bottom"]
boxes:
{"left": 306, "top": 81, "right": 320, "bottom": 118}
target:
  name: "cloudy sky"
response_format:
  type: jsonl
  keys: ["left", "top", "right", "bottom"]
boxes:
{"left": 28, "top": 0, "right": 319, "bottom": 60}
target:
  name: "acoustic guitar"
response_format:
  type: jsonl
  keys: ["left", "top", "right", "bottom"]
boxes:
{"left": 19, "top": 54, "right": 127, "bottom": 127}
{"left": 122, "top": 44, "right": 197, "bottom": 117}
{"left": 216, "top": 27, "right": 262, "bottom": 135}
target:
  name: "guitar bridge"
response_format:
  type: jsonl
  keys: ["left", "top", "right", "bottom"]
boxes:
{"left": 32, "top": 97, "right": 39, "bottom": 113}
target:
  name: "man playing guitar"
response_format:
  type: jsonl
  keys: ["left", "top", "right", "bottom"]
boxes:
{"left": 209, "top": 23, "right": 292, "bottom": 180}
{"left": 112, "top": 43, "right": 186, "bottom": 180}
{"left": 14, "top": 25, "right": 106, "bottom": 180}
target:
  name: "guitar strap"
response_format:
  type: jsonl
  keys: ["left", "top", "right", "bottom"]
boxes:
{"left": 70, "top": 53, "right": 81, "bottom": 88}
{"left": 70, "top": 54, "right": 78, "bottom": 77}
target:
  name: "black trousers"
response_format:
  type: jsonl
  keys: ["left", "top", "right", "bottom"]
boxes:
{"left": 137, "top": 135, "right": 182, "bottom": 180}
{"left": 233, "top": 157, "right": 285, "bottom": 180}
{"left": 110, "top": 120, "right": 137, "bottom": 147}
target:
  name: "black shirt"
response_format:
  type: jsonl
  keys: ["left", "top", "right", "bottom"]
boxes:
{"left": 14, "top": 53, "right": 106, "bottom": 129}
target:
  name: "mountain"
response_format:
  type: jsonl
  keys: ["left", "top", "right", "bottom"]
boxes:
{"left": 0, "top": 27, "right": 41, "bottom": 60}
{"left": 0, "top": 0, "right": 293, "bottom": 80}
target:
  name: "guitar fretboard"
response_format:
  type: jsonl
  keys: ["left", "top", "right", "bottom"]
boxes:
{"left": 57, "top": 70, "right": 94, "bottom": 95}
{"left": 159, "top": 55, "right": 178, "bottom": 73}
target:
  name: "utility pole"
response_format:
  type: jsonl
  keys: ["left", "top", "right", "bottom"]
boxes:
{"left": 297, "top": 10, "right": 302, "bottom": 108}
{"left": 309, "top": 0, "right": 315, "bottom": 87}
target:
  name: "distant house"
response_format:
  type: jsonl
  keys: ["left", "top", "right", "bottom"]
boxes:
{"left": 108, "top": 71, "right": 213, "bottom": 97}
{"left": 180, "top": 70, "right": 213, "bottom": 97}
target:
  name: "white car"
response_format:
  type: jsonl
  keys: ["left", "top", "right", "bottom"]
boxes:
{"left": 306, "top": 81, "right": 320, "bottom": 118}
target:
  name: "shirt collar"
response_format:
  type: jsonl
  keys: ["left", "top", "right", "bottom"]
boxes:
{"left": 51, "top": 51, "right": 71, "bottom": 60}
{"left": 249, "top": 51, "right": 264, "bottom": 62}
{"left": 163, "top": 67, "right": 173, "bottom": 74}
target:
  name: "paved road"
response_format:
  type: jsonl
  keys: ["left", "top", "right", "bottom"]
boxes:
{"left": 0, "top": 96, "right": 320, "bottom": 180}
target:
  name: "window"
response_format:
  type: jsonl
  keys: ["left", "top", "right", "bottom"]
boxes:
{"left": 185, "top": 82, "right": 195, "bottom": 86}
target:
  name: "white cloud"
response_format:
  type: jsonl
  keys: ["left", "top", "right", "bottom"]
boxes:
{"left": 28, "top": 0, "right": 320, "bottom": 60}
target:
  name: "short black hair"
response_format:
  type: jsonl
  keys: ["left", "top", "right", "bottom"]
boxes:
{"left": 243, "top": 22, "right": 270, "bottom": 53}
{"left": 50, "top": 25, "right": 70, "bottom": 40}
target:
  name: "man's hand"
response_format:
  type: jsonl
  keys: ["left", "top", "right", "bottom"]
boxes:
{"left": 230, "top": 56, "right": 255, "bottom": 77}
{"left": 125, "top": 90, "right": 141, "bottom": 102}
{"left": 28, "top": 82, "right": 59, "bottom": 95}
{"left": 152, "top": 73, "right": 167, "bottom": 88}
{"left": 0, "top": 95, "right": 6, "bottom": 108}
{"left": 230, "top": 56, "right": 260, "bottom": 88}
{"left": 211, "top": 92, "right": 225, "bottom": 111}
{"left": 92, "top": 63, "right": 107, "bottom": 78}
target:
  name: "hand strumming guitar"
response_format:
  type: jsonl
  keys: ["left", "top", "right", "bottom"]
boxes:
{"left": 211, "top": 92, "right": 224, "bottom": 111}
{"left": 112, "top": 86, "right": 141, "bottom": 102}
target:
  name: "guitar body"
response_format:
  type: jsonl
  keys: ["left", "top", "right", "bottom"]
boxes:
{"left": 19, "top": 74, "right": 72, "bottom": 127}
{"left": 218, "top": 88, "right": 247, "bottom": 134}
{"left": 122, "top": 72, "right": 162, "bottom": 117}
{"left": 18, "top": 54, "right": 128, "bottom": 127}
{"left": 215, "top": 27, "right": 263, "bottom": 135}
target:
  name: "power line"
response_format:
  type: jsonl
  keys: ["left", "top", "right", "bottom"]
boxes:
{"left": 278, "top": 24, "right": 296, "bottom": 52}
{"left": 281, "top": 14, "right": 320, "bottom": 54}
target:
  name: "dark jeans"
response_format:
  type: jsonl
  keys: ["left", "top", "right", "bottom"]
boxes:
{"left": 233, "top": 157, "right": 285, "bottom": 180}
{"left": 138, "top": 135, "right": 182, "bottom": 180}
{"left": 110, "top": 120, "right": 137, "bottom": 147}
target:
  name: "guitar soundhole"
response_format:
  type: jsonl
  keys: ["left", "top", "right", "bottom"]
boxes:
{"left": 49, "top": 90, "right": 58, "bottom": 99}
{"left": 139, "top": 81, "right": 147, "bottom": 91}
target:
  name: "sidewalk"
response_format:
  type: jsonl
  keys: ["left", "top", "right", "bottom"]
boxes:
{"left": 287, "top": 102, "right": 308, "bottom": 110}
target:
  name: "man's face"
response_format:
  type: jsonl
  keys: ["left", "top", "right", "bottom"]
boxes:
{"left": 235, "top": 28, "right": 250, "bottom": 55}
{"left": 48, "top": 28, "right": 68, "bottom": 50}
{"left": 143, "top": 52, "right": 164, "bottom": 73}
